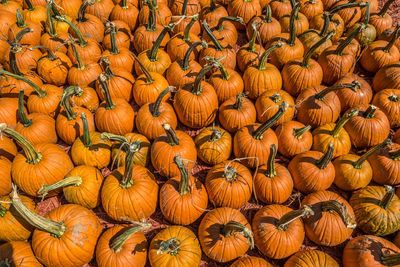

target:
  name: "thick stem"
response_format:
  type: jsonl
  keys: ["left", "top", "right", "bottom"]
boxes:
{"left": 37, "top": 176, "right": 82, "bottom": 198}
{"left": 46, "top": 2, "right": 57, "bottom": 36}
{"left": 13, "top": 26, "right": 32, "bottom": 44}
{"left": 192, "top": 64, "right": 213, "bottom": 95}
{"left": 363, "top": 2, "right": 370, "bottom": 25}
{"left": 143, "top": 0, "right": 156, "bottom": 31}
{"left": 258, "top": 42, "right": 284, "bottom": 70}
{"left": 61, "top": 86, "right": 83, "bottom": 120}
{"left": 247, "top": 21, "right": 258, "bottom": 52}
{"left": 253, "top": 102, "right": 289, "bottom": 140}
{"left": 320, "top": 12, "right": 331, "bottom": 36}
{"left": 293, "top": 125, "right": 311, "bottom": 139}
{"left": 151, "top": 86, "right": 174, "bottom": 117}
{"left": 98, "top": 74, "right": 116, "bottom": 110}
{"left": 384, "top": 24, "right": 400, "bottom": 52}
{"left": 119, "top": 0, "right": 127, "bottom": 8}
{"left": 216, "top": 16, "right": 244, "bottom": 32}
{"left": 276, "top": 206, "right": 314, "bottom": 231}
{"left": 181, "top": 41, "right": 207, "bottom": 70}
{"left": 209, "top": 128, "right": 222, "bottom": 142}
{"left": 389, "top": 149, "right": 400, "bottom": 161}
{"left": 335, "top": 24, "right": 365, "bottom": 55}
{"left": 16, "top": 9, "right": 27, "bottom": 28}
{"left": 389, "top": 95, "right": 400, "bottom": 102}
{"left": 163, "top": 124, "right": 179, "bottom": 146}
{"left": 321, "top": 200, "right": 357, "bottom": 228}
{"left": 100, "top": 132, "right": 128, "bottom": 144}
{"left": 130, "top": 52, "right": 154, "bottom": 83}
{"left": 331, "top": 109, "right": 359, "bottom": 138}
{"left": 363, "top": 105, "right": 376, "bottom": 118}
{"left": 11, "top": 190, "right": 66, "bottom": 238}
{"left": 77, "top": 0, "right": 92, "bottom": 22}
{"left": 221, "top": 221, "right": 254, "bottom": 249}
{"left": 330, "top": 2, "right": 367, "bottom": 15}
{"left": 353, "top": 139, "right": 391, "bottom": 169}
{"left": 181, "top": 0, "right": 188, "bottom": 15}
{"left": 55, "top": 15, "right": 88, "bottom": 47}
{"left": 381, "top": 253, "right": 400, "bottom": 266}
{"left": 174, "top": 155, "right": 190, "bottom": 196}
{"left": 263, "top": 4, "right": 272, "bottom": 23}
{"left": 80, "top": 113, "right": 92, "bottom": 147}
{"left": 121, "top": 141, "right": 141, "bottom": 187}
{"left": 265, "top": 144, "right": 277, "bottom": 177}
{"left": 233, "top": 93, "right": 244, "bottom": 110}
{"left": 209, "top": 57, "right": 230, "bottom": 80}
{"left": 224, "top": 165, "right": 238, "bottom": 182}
{"left": 107, "top": 22, "right": 120, "bottom": 55}
{"left": 101, "top": 58, "right": 114, "bottom": 78}
{"left": 157, "top": 238, "right": 181, "bottom": 256}
{"left": 25, "top": 0, "right": 34, "bottom": 10}
{"left": 0, "top": 69, "right": 46, "bottom": 98}
{"left": 288, "top": 3, "right": 301, "bottom": 46}
{"left": 315, "top": 143, "right": 334, "bottom": 169}
{"left": 110, "top": 222, "right": 152, "bottom": 253}
{"left": 35, "top": 45, "right": 57, "bottom": 61}
{"left": 183, "top": 14, "right": 199, "bottom": 41}
{"left": 70, "top": 42, "right": 85, "bottom": 70}
{"left": 10, "top": 27, "right": 33, "bottom": 76}
{"left": 202, "top": 20, "right": 223, "bottom": 51}
{"left": 149, "top": 23, "right": 174, "bottom": 61}
{"left": 315, "top": 82, "right": 359, "bottom": 100}
{"left": 302, "top": 31, "right": 334, "bottom": 67}
{"left": 380, "top": 185, "right": 395, "bottom": 210}
{"left": 18, "top": 90, "right": 32, "bottom": 127}
{"left": 378, "top": 0, "right": 395, "bottom": 17}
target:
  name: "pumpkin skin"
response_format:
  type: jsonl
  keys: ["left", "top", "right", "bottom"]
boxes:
{"left": 200, "top": 0, "right": 228, "bottom": 28}
{"left": 269, "top": 0, "right": 292, "bottom": 19}
{"left": 247, "top": 8, "right": 281, "bottom": 46}
{"left": 343, "top": 235, "right": 400, "bottom": 267}
{"left": 102, "top": 48, "right": 135, "bottom": 74}
{"left": 370, "top": 143, "right": 400, "bottom": 185}
{"left": 70, "top": 86, "right": 99, "bottom": 113}
{"left": 255, "top": 89, "right": 295, "bottom": 125}
{"left": 95, "top": 67, "right": 135, "bottom": 103}
{"left": 37, "top": 52, "right": 72, "bottom": 86}
{"left": 206, "top": 161, "right": 252, "bottom": 209}
{"left": 209, "top": 67, "right": 244, "bottom": 104}
{"left": 275, "top": 121, "right": 312, "bottom": 158}
{"left": 231, "top": 256, "right": 273, "bottom": 267}
{"left": 0, "top": 195, "right": 37, "bottom": 242}
{"left": 102, "top": 21, "right": 131, "bottom": 51}
{"left": 149, "top": 226, "right": 202, "bottom": 267}
{"left": 372, "top": 89, "right": 400, "bottom": 128}
{"left": 372, "top": 62, "right": 400, "bottom": 92}
{"left": 26, "top": 84, "right": 63, "bottom": 119}
{"left": 350, "top": 185, "right": 400, "bottom": 236}
{"left": 227, "top": 0, "right": 261, "bottom": 28}
{"left": 198, "top": 207, "right": 253, "bottom": 263}
{"left": 0, "top": 157, "right": 12, "bottom": 196}
{"left": 236, "top": 38, "right": 265, "bottom": 73}
{"left": 0, "top": 136, "right": 18, "bottom": 161}
{"left": 0, "top": 241, "right": 42, "bottom": 267}
{"left": 284, "top": 250, "right": 339, "bottom": 267}
{"left": 394, "top": 128, "right": 400, "bottom": 144}
{"left": 301, "top": 190, "right": 356, "bottom": 247}
{"left": 195, "top": 126, "right": 232, "bottom": 165}
{"left": 280, "top": 11, "right": 309, "bottom": 36}
{"left": 109, "top": 133, "right": 151, "bottom": 168}
{"left": 360, "top": 40, "right": 400, "bottom": 74}
{"left": 15, "top": 112, "right": 57, "bottom": 146}
{"left": 132, "top": 72, "right": 170, "bottom": 107}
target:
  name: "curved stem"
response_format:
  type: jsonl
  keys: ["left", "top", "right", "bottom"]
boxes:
{"left": 253, "top": 102, "right": 289, "bottom": 140}
{"left": 221, "top": 221, "right": 254, "bottom": 249}
{"left": 363, "top": 2, "right": 370, "bottom": 25}
{"left": 151, "top": 86, "right": 174, "bottom": 117}
{"left": 363, "top": 105, "right": 376, "bottom": 118}
{"left": 315, "top": 82, "right": 359, "bottom": 100}
{"left": 288, "top": 3, "right": 301, "bottom": 46}
{"left": 216, "top": 16, "right": 244, "bottom": 32}
{"left": 192, "top": 64, "right": 213, "bottom": 95}
{"left": 0, "top": 68, "right": 46, "bottom": 98}
{"left": 293, "top": 125, "right": 311, "bottom": 139}
{"left": 331, "top": 109, "right": 359, "bottom": 138}
{"left": 18, "top": 90, "right": 32, "bottom": 127}
{"left": 10, "top": 27, "right": 33, "bottom": 76}
{"left": 381, "top": 253, "right": 400, "bottom": 266}
{"left": 80, "top": 113, "right": 92, "bottom": 147}
{"left": 11, "top": 189, "right": 66, "bottom": 238}
{"left": 77, "top": 0, "right": 92, "bottom": 22}
{"left": 315, "top": 143, "right": 334, "bottom": 169}
{"left": 107, "top": 22, "right": 120, "bottom": 55}
{"left": 13, "top": 26, "right": 32, "bottom": 44}
{"left": 353, "top": 139, "right": 391, "bottom": 169}
{"left": 258, "top": 42, "right": 284, "bottom": 70}
{"left": 110, "top": 222, "right": 152, "bottom": 253}
{"left": 144, "top": 0, "right": 157, "bottom": 31}
{"left": 233, "top": 93, "right": 245, "bottom": 110}
{"left": 149, "top": 23, "right": 174, "bottom": 61}
{"left": 181, "top": 41, "right": 207, "bottom": 70}
{"left": 174, "top": 155, "right": 190, "bottom": 195}
{"left": 320, "top": 12, "right": 331, "bottom": 36}
{"left": 202, "top": 20, "right": 223, "bottom": 51}
{"left": 265, "top": 144, "right": 277, "bottom": 177}
{"left": 46, "top": 2, "right": 57, "bottom": 37}
{"left": 321, "top": 200, "right": 357, "bottom": 228}
{"left": 276, "top": 206, "right": 314, "bottom": 231}
{"left": 37, "top": 176, "right": 82, "bottom": 198}
{"left": 335, "top": 24, "right": 365, "bottom": 55}
{"left": 70, "top": 42, "right": 85, "bottom": 70}
{"left": 98, "top": 74, "right": 116, "bottom": 110}
{"left": 302, "top": 31, "right": 334, "bottom": 67}
{"left": 130, "top": 52, "right": 154, "bottom": 83}
{"left": 55, "top": 15, "right": 88, "bottom": 47}
{"left": 209, "top": 57, "right": 230, "bottom": 80}
{"left": 263, "top": 4, "right": 272, "bottom": 23}
{"left": 384, "top": 24, "right": 400, "bottom": 52}
{"left": 380, "top": 185, "right": 395, "bottom": 210}
{"left": 163, "top": 124, "right": 179, "bottom": 146}
{"left": 121, "top": 141, "right": 141, "bottom": 187}
{"left": 247, "top": 21, "right": 258, "bottom": 52}
{"left": 100, "top": 132, "right": 128, "bottom": 144}
{"left": 330, "top": 2, "right": 367, "bottom": 14}
{"left": 183, "top": 14, "right": 199, "bottom": 41}
{"left": 378, "top": 0, "right": 395, "bottom": 17}
{"left": 16, "top": 9, "right": 27, "bottom": 28}
{"left": 34, "top": 45, "right": 57, "bottom": 61}
{"left": 61, "top": 86, "right": 82, "bottom": 121}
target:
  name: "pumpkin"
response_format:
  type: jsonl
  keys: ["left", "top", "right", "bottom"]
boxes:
{"left": 200, "top": 0, "right": 228, "bottom": 27}
{"left": 170, "top": 0, "right": 201, "bottom": 16}
{"left": 275, "top": 120, "right": 312, "bottom": 158}
{"left": 0, "top": 241, "right": 41, "bottom": 267}
{"left": 72, "top": 0, "right": 104, "bottom": 43}
{"left": 0, "top": 195, "right": 36, "bottom": 242}
{"left": 233, "top": 102, "right": 289, "bottom": 168}
{"left": 312, "top": 110, "right": 359, "bottom": 158}
{"left": 8, "top": 10, "right": 41, "bottom": 46}
{"left": 0, "top": 134, "right": 18, "bottom": 161}
{"left": 369, "top": 0, "right": 395, "bottom": 36}
{"left": 138, "top": 0, "right": 171, "bottom": 26}
{"left": 254, "top": 144, "right": 293, "bottom": 204}
{"left": 195, "top": 126, "right": 231, "bottom": 165}
{"left": 219, "top": 93, "right": 257, "bottom": 133}
{"left": 253, "top": 205, "right": 313, "bottom": 259}
{"left": 0, "top": 156, "right": 12, "bottom": 196}
{"left": 202, "top": 16, "right": 242, "bottom": 47}
{"left": 11, "top": 191, "right": 102, "bottom": 267}
{"left": 302, "top": 190, "right": 356, "bottom": 246}
{"left": 285, "top": 250, "right": 339, "bottom": 267}
{"left": 346, "top": 3, "right": 377, "bottom": 47}
{"left": 110, "top": 0, "right": 139, "bottom": 31}
{"left": 160, "top": 155, "right": 208, "bottom": 225}
{"left": 206, "top": 160, "right": 252, "bottom": 209}
{"left": 331, "top": 1, "right": 366, "bottom": 28}
{"left": 149, "top": 226, "right": 201, "bottom": 267}
{"left": 372, "top": 62, "right": 400, "bottom": 91}
{"left": 243, "top": 42, "right": 284, "bottom": 99}
{"left": 96, "top": 221, "right": 150, "bottom": 267}
{"left": 299, "top": 0, "right": 323, "bottom": 20}
{"left": 370, "top": 143, "right": 400, "bottom": 185}
{"left": 227, "top": 0, "right": 261, "bottom": 29}
{"left": 237, "top": 22, "right": 265, "bottom": 73}
{"left": 279, "top": 3, "right": 309, "bottom": 36}
{"left": 53, "top": 0, "right": 82, "bottom": 19}
{"left": 37, "top": 49, "right": 72, "bottom": 87}
{"left": 350, "top": 185, "right": 400, "bottom": 236}
{"left": 231, "top": 256, "right": 272, "bottom": 267}
{"left": 256, "top": 89, "right": 295, "bottom": 125}
{"left": 69, "top": 85, "right": 99, "bottom": 113}
{"left": 395, "top": 128, "right": 400, "bottom": 144}
{"left": 343, "top": 104, "right": 390, "bottom": 148}
{"left": 0, "top": 97, "right": 18, "bottom": 129}
{"left": 199, "top": 207, "right": 253, "bottom": 262}
{"left": 95, "top": 74, "right": 135, "bottom": 135}
{"left": 173, "top": 64, "right": 218, "bottom": 129}
{"left": 38, "top": 165, "right": 104, "bottom": 209}
{"left": 40, "top": 5, "right": 69, "bottom": 54}
{"left": 86, "top": 0, "right": 114, "bottom": 23}
{"left": 102, "top": 21, "right": 131, "bottom": 51}
{"left": 151, "top": 123, "right": 197, "bottom": 178}
{"left": 372, "top": 89, "right": 400, "bottom": 128}
{"left": 269, "top": 0, "right": 292, "bottom": 19}
{"left": 246, "top": 4, "right": 281, "bottom": 46}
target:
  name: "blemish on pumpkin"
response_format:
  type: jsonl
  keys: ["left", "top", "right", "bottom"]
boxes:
{"left": 71, "top": 223, "right": 88, "bottom": 246}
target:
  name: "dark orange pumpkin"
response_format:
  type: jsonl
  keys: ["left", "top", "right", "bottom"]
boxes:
{"left": 237, "top": 21, "right": 265, "bottom": 72}
{"left": 195, "top": 126, "right": 232, "bottom": 165}
{"left": 138, "top": 0, "right": 171, "bottom": 26}
{"left": 370, "top": 143, "right": 400, "bottom": 185}
{"left": 279, "top": 3, "right": 309, "bottom": 36}
{"left": 372, "top": 89, "right": 400, "bottom": 128}
{"left": 8, "top": 9, "right": 41, "bottom": 46}
{"left": 102, "top": 21, "right": 131, "bottom": 55}
{"left": 231, "top": 256, "right": 272, "bottom": 267}
{"left": 72, "top": 0, "right": 104, "bottom": 43}
{"left": 255, "top": 89, "right": 295, "bottom": 125}
{"left": 369, "top": 0, "right": 395, "bottom": 36}
{"left": 227, "top": 0, "right": 261, "bottom": 29}
{"left": 110, "top": 0, "right": 139, "bottom": 31}
{"left": 269, "top": 0, "right": 291, "bottom": 19}
{"left": 86, "top": 0, "right": 114, "bottom": 23}
{"left": 37, "top": 49, "right": 72, "bottom": 87}
{"left": 69, "top": 85, "right": 99, "bottom": 113}
{"left": 0, "top": 156, "right": 12, "bottom": 196}
{"left": 202, "top": 16, "right": 242, "bottom": 47}
{"left": 372, "top": 62, "right": 400, "bottom": 91}
{"left": 275, "top": 120, "right": 312, "bottom": 158}
{"left": 0, "top": 97, "right": 19, "bottom": 129}
{"left": 0, "top": 241, "right": 42, "bottom": 267}
{"left": 285, "top": 250, "right": 339, "bottom": 267}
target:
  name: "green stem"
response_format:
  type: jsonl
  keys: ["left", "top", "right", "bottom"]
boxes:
{"left": 130, "top": 52, "right": 154, "bottom": 83}
{"left": 0, "top": 204, "right": 6, "bottom": 217}
{"left": 50, "top": 0, "right": 62, "bottom": 16}
{"left": 363, "top": 105, "right": 376, "bottom": 118}
{"left": 321, "top": 200, "right": 357, "bottom": 229}
{"left": 233, "top": 93, "right": 245, "bottom": 110}
{"left": 210, "top": 57, "right": 230, "bottom": 80}
{"left": 149, "top": 23, "right": 175, "bottom": 61}
{"left": 181, "top": 0, "right": 188, "bottom": 15}
{"left": 276, "top": 206, "right": 314, "bottom": 231}
{"left": 320, "top": 12, "right": 331, "bottom": 36}
{"left": 216, "top": 16, "right": 244, "bottom": 31}
{"left": 270, "top": 94, "right": 282, "bottom": 103}
{"left": 335, "top": 24, "right": 365, "bottom": 55}
{"left": 353, "top": 139, "right": 391, "bottom": 169}
{"left": 70, "top": 42, "right": 85, "bottom": 70}
{"left": 209, "top": 0, "right": 216, "bottom": 10}
{"left": 209, "top": 128, "right": 222, "bottom": 142}
{"left": 13, "top": 27, "right": 32, "bottom": 44}
{"left": 302, "top": 31, "right": 334, "bottom": 67}
{"left": 107, "top": 22, "right": 120, "bottom": 55}
{"left": 381, "top": 253, "right": 400, "bottom": 266}
{"left": 247, "top": 21, "right": 258, "bottom": 52}
{"left": 384, "top": 24, "right": 400, "bottom": 52}
{"left": 46, "top": 2, "right": 57, "bottom": 36}
{"left": 144, "top": 0, "right": 157, "bottom": 31}
{"left": 55, "top": 15, "right": 88, "bottom": 47}
{"left": 202, "top": 20, "right": 223, "bottom": 51}
{"left": 221, "top": 221, "right": 254, "bottom": 249}
{"left": 181, "top": 41, "right": 207, "bottom": 70}
{"left": 16, "top": 9, "right": 27, "bottom": 28}
{"left": 389, "top": 148, "right": 400, "bottom": 161}
{"left": 18, "top": 90, "right": 32, "bottom": 127}
{"left": 258, "top": 42, "right": 284, "bottom": 70}
{"left": 224, "top": 165, "right": 238, "bottom": 182}
{"left": 61, "top": 86, "right": 82, "bottom": 121}
{"left": 121, "top": 141, "right": 141, "bottom": 187}
{"left": 162, "top": 124, "right": 179, "bottom": 146}
{"left": 380, "top": 185, "right": 395, "bottom": 210}
{"left": 329, "top": 2, "right": 367, "bottom": 15}
{"left": 151, "top": 86, "right": 174, "bottom": 117}
{"left": 25, "top": 0, "right": 34, "bottom": 11}
{"left": 253, "top": 102, "right": 289, "bottom": 140}
{"left": 11, "top": 190, "right": 66, "bottom": 238}
{"left": 378, "top": 0, "right": 395, "bottom": 17}
{"left": 10, "top": 27, "right": 33, "bottom": 75}
{"left": 110, "top": 222, "right": 152, "bottom": 253}
{"left": 263, "top": 4, "right": 272, "bottom": 23}
{"left": 174, "top": 155, "right": 190, "bottom": 195}
{"left": 331, "top": 109, "right": 359, "bottom": 138}
{"left": 265, "top": 144, "right": 277, "bottom": 177}
{"left": 0, "top": 68, "right": 46, "bottom": 98}
{"left": 315, "top": 82, "right": 359, "bottom": 100}
{"left": 0, "top": 124, "right": 41, "bottom": 164}
{"left": 80, "top": 113, "right": 92, "bottom": 147}
{"left": 315, "top": 143, "right": 334, "bottom": 169}
{"left": 288, "top": 3, "right": 301, "bottom": 46}
{"left": 183, "top": 14, "right": 199, "bottom": 41}
{"left": 100, "top": 132, "right": 128, "bottom": 144}
{"left": 77, "top": 0, "right": 92, "bottom": 22}
{"left": 101, "top": 58, "right": 114, "bottom": 78}
{"left": 293, "top": 125, "right": 311, "bottom": 139}
{"left": 157, "top": 238, "right": 181, "bottom": 256}
{"left": 98, "top": 74, "right": 116, "bottom": 110}
{"left": 192, "top": 64, "right": 213, "bottom": 95}
{"left": 119, "top": 0, "right": 127, "bottom": 8}
{"left": 37, "top": 176, "right": 82, "bottom": 198}
{"left": 33, "top": 45, "right": 57, "bottom": 61}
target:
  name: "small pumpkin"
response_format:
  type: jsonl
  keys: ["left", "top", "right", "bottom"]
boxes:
{"left": 0, "top": 156, "right": 12, "bottom": 196}
{"left": 138, "top": 0, "right": 171, "bottom": 26}
{"left": 369, "top": 143, "right": 400, "bottom": 185}
{"left": 372, "top": 89, "right": 400, "bottom": 128}
{"left": 275, "top": 121, "right": 312, "bottom": 158}
{"left": 37, "top": 49, "right": 72, "bottom": 87}
{"left": 227, "top": 0, "right": 261, "bottom": 29}
{"left": 200, "top": 0, "right": 228, "bottom": 27}
{"left": 269, "top": 0, "right": 292, "bottom": 19}
{"left": 202, "top": 16, "right": 243, "bottom": 47}
{"left": 72, "top": 0, "right": 105, "bottom": 43}
{"left": 102, "top": 21, "right": 131, "bottom": 51}
{"left": 346, "top": 3, "right": 377, "bottom": 47}
{"left": 372, "top": 61, "right": 400, "bottom": 91}
{"left": 285, "top": 250, "right": 339, "bottom": 267}
{"left": 195, "top": 126, "right": 231, "bottom": 165}
{"left": 231, "top": 256, "right": 272, "bottom": 267}
{"left": 246, "top": 4, "right": 281, "bottom": 46}
{"left": 279, "top": 1, "right": 309, "bottom": 36}
{"left": 369, "top": 0, "right": 395, "bottom": 36}
{"left": 86, "top": 0, "right": 114, "bottom": 23}
{"left": 0, "top": 241, "right": 41, "bottom": 267}
{"left": 109, "top": 0, "right": 139, "bottom": 31}
{"left": 69, "top": 85, "right": 99, "bottom": 113}
{"left": 237, "top": 21, "right": 265, "bottom": 73}
{"left": 8, "top": 9, "right": 41, "bottom": 46}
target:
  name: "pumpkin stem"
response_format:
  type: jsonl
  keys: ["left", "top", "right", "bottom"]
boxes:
{"left": 192, "top": 64, "right": 214, "bottom": 95}
{"left": 163, "top": 123, "right": 180, "bottom": 146}
{"left": 379, "top": 185, "right": 395, "bottom": 210}
{"left": 389, "top": 148, "right": 400, "bottom": 161}
{"left": 265, "top": 144, "right": 277, "bottom": 177}
{"left": 378, "top": 0, "right": 395, "bottom": 17}
{"left": 77, "top": 0, "right": 93, "bottom": 22}
{"left": 24, "top": 0, "right": 34, "bottom": 10}
{"left": 174, "top": 155, "right": 191, "bottom": 196}
{"left": 363, "top": 105, "right": 376, "bottom": 118}
{"left": 61, "top": 86, "right": 83, "bottom": 120}
{"left": 209, "top": 0, "right": 216, "bottom": 10}
{"left": 353, "top": 138, "right": 391, "bottom": 169}
{"left": 335, "top": 23, "right": 365, "bottom": 55}
{"left": 276, "top": 205, "right": 314, "bottom": 231}
{"left": 247, "top": 21, "right": 259, "bottom": 52}
{"left": 315, "top": 143, "right": 334, "bottom": 169}
{"left": 16, "top": 9, "right": 27, "bottom": 28}
{"left": 302, "top": 31, "right": 334, "bottom": 67}
{"left": 110, "top": 221, "right": 152, "bottom": 253}
{"left": 119, "top": 0, "right": 127, "bottom": 8}
{"left": 11, "top": 188, "right": 66, "bottom": 238}
{"left": 13, "top": 26, "right": 32, "bottom": 45}
{"left": 142, "top": 0, "right": 156, "bottom": 31}
{"left": 181, "top": 41, "right": 207, "bottom": 70}
{"left": 209, "top": 128, "right": 223, "bottom": 142}
{"left": 221, "top": 221, "right": 254, "bottom": 249}
{"left": 320, "top": 12, "right": 331, "bottom": 36}
{"left": 157, "top": 238, "right": 181, "bottom": 256}
{"left": 149, "top": 22, "right": 175, "bottom": 62}
{"left": 288, "top": 3, "right": 301, "bottom": 46}
{"left": 181, "top": 0, "right": 189, "bottom": 15}
{"left": 10, "top": 27, "right": 33, "bottom": 76}
{"left": 37, "top": 176, "right": 82, "bottom": 198}
{"left": 329, "top": 2, "right": 367, "bottom": 15}
{"left": 321, "top": 200, "right": 357, "bottom": 229}
{"left": 130, "top": 52, "right": 154, "bottom": 83}
{"left": 55, "top": 15, "right": 88, "bottom": 47}
{"left": 381, "top": 253, "right": 400, "bottom": 266}
{"left": 80, "top": 113, "right": 92, "bottom": 147}
{"left": 216, "top": 16, "right": 244, "bottom": 32}
{"left": 98, "top": 74, "right": 116, "bottom": 110}
{"left": 151, "top": 86, "right": 174, "bottom": 117}
{"left": 207, "top": 56, "right": 230, "bottom": 80}
{"left": 0, "top": 204, "right": 6, "bottom": 217}
{"left": 101, "top": 57, "right": 114, "bottom": 78}
{"left": 121, "top": 140, "right": 141, "bottom": 187}
{"left": 252, "top": 102, "right": 289, "bottom": 140}
{"left": 202, "top": 20, "right": 224, "bottom": 51}
{"left": 293, "top": 125, "right": 311, "bottom": 139}
{"left": 384, "top": 24, "right": 400, "bottom": 52}
{"left": 70, "top": 42, "right": 85, "bottom": 70}
{"left": 107, "top": 22, "right": 120, "bottom": 55}
{"left": 233, "top": 93, "right": 245, "bottom": 110}
{"left": 17, "top": 90, "right": 32, "bottom": 127}
{"left": 100, "top": 132, "right": 128, "bottom": 144}
{"left": 388, "top": 94, "right": 400, "bottom": 102}
{"left": 0, "top": 68, "right": 46, "bottom": 98}
{"left": 183, "top": 14, "right": 199, "bottom": 41}
{"left": 331, "top": 109, "right": 359, "bottom": 138}
{"left": 46, "top": 2, "right": 57, "bottom": 37}
{"left": 315, "top": 81, "right": 360, "bottom": 100}
{"left": 224, "top": 165, "right": 238, "bottom": 182}
{"left": 363, "top": 2, "right": 371, "bottom": 25}
{"left": 35, "top": 45, "right": 57, "bottom": 61}
{"left": 258, "top": 42, "right": 284, "bottom": 70}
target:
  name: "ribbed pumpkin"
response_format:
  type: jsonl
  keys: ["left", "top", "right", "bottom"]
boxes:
{"left": 231, "top": 256, "right": 273, "bottom": 267}
{"left": 227, "top": 0, "right": 261, "bottom": 28}
{"left": 200, "top": 0, "right": 228, "bottom": 27}
{"left": 69, "top": 85, "right": 99, "bottom": 113}
{"left": 237, "top": 21, "right": 265, "bottom": 72}
{"left": 246, "top": 4, "right": 281, "bottom": 46}
{"left": 372, "top": 88, "right": 400, "bottom": 128}
{"left": 369, "top": 0, "right": 395, "bottom": 36}
{"left": 0, "top": 156, "right": 12, "bottom": 196}
{"left": 370, "top": 143, "right": 400, "bottom": 185}
{"left": 37, "top": 49, "right": 72, "bottom": 87}
{"left": 275, "top": 121, "right": 312, "bottom": 158}
{"left": 285, "top": 250, "right": 339, "bottom": 267}
{"left": 0, "top": 241, "right": 42, "bottom": 267}
{"left": 372, "top": 61, "right": 400, "bottom": 91}
{"left": 195, "top": 126, "right": 232, "bottom": 165}
{"left": 202, "top": 16, "right": 242, "bottom": 47}
{"left": 255, "top": 89, "right": 295, "bottom": 125}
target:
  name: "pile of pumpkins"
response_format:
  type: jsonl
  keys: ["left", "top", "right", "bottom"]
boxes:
{"left": 0, "top": 0, "right": 400, "bottom": 265}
